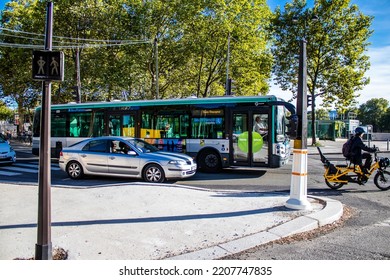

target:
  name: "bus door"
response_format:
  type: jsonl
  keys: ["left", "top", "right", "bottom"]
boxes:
{"left": 232, "top": 110, "right": 269, "bottom": 167}
{"left": 108, "top": 113, "right": 136, "bottom": 137}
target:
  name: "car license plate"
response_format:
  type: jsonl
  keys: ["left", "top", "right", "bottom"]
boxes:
{"left": 0, "top": 154, "right": 7, "bottom": 158}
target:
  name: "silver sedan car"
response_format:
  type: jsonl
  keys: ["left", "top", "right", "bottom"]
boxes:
{"left": 59, "top": 136, "right": 197, "bottom": 183}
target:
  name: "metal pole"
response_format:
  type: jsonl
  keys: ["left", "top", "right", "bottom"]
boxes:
{"left": 296, "top": 39, "right": 308, "bottom": 150}
{"left": 225, "top": 33, "right": 230, "bottom": 95}
{"left": 154, "top": 37, "right": 159, "bottom": 99}
{"left": 35, "top": 0, "right": 53, "bottom": 260}
{"left": 286, "top": 39, "right": 311, "bottom": 210}
{"left": 76, "top": 47, "right": 81, "bottom": 103}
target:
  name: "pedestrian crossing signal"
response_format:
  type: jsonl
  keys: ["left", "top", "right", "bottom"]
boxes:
{"left": 32, "top": 50, "right": 64, "bottom": 81}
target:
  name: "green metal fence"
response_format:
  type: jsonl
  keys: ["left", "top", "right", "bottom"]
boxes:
{"left": 308, "top": 120, "right": 345, "bottom": 140}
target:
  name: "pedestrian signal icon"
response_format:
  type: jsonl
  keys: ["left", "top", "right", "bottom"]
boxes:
{"left": 32, "top": 50, "right": 64, "bottom": 81}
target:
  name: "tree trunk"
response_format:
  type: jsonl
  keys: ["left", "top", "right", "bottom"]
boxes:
{"left": 17, "top": 105, "right": 24, "bottom": 135}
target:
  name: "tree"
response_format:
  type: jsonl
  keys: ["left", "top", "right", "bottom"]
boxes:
{"left": 139, "top": 0, "right": 273, "bottom": 98}
{"left": 0, "top": 101, "right": 13, "bottom": 121}
{"left": 0, "top": 0, "right": 274, "bottom": 120}
{"left": 357, "top": 98, "right": 389, "bottom": 132}
{"left": 315, "top": 108, "right": 330, "bottom": 120}
{"left": 0, "top": 0, "right": 44, "bottom": 132}
{"left": 270, "top": 0, "right": 373, "bottom": 144}
{"left": 187, "top": 0, "right": 273, "bottom": 97}
{"left": 380, "top": 108, "right": 390, "bottom": 133}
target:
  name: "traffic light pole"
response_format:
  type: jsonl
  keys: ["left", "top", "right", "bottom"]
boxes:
{"left": 35, "top": 1, "right": 53, "bottom": 260}
{"left": 285, "top": 39, "right": 312, "bottom": 210}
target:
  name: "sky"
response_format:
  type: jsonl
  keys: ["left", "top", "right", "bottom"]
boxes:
{"left": 1, "top": 0, "right": 389, "bottom": 107}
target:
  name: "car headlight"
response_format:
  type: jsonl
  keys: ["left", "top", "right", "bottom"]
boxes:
{"left": 168, "top": 160, "right": 186, "bottom": 165}
{"left": 10, "top": 147, "right": 14, "bottom": 152}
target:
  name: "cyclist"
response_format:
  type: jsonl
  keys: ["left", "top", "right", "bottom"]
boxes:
{"left": 350, "top": 127, "right": 377, "bottom": 181}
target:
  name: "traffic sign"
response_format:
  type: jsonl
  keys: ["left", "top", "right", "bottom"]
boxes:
{"left": 32, "top": 50, "right": 64, "bottom": 81}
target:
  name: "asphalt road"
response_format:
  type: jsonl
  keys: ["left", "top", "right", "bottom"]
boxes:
{"left": 226, "top": 184, "right": 390, "bottom": 260}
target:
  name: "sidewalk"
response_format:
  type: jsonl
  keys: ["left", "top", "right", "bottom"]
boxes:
{"left": 0, "top": 182, "right": 343, "bottom": 260}
{"left": 306, "top": 139, "right": 390, "bottom": 155}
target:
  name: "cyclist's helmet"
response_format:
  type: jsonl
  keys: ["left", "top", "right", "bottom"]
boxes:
{"left": 355, "top": 127, "right": 365, "bottom": 135}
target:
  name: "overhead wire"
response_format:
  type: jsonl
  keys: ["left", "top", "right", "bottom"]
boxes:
{"left": 0, "top": 27, "right": 152, "bottom": 49}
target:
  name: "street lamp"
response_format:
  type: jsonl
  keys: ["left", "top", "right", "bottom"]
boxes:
{"left": 286, "top": 10, "right": 317, "bottom": 210}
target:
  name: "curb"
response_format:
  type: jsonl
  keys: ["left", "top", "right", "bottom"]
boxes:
{"left": 166, "top": 196, "right": 343, "bottom": 260}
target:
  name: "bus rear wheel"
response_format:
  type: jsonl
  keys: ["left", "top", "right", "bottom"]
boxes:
{"left": 198, "top": 151, "right": 221, "bottom": 173}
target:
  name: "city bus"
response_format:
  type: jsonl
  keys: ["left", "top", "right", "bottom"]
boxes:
{"left": 32, "top": 95, "right": 295, "bottom": 172}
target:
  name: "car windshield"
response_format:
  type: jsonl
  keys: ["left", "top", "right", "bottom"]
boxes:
{"left": 126, "top": 138, "right": 159, "bottom": 153}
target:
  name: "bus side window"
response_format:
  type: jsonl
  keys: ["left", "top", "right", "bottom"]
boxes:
{"left": 69, "top": 118, "right": 80, "bottom": 137}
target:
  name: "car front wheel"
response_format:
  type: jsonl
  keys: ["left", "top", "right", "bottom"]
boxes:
{"left": 66, "top": 161, "right": 84, "bottom": 179}
{"left": 143, "top": 164, "right": 165, "bottom": 183}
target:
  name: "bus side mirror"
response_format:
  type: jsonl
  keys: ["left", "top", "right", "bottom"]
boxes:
{"left": 286, "top": 114, "right": 298, "bottom": 139}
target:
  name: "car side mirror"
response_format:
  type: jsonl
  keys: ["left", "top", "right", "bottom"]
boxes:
{"left": 128, "top": 151, "right": 137, "bottom": 156}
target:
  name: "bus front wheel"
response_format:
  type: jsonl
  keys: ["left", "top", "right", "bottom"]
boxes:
{"left": 198, "top": 151, "right": 221, "bottom": 173}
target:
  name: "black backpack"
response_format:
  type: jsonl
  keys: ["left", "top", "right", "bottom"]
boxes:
{"left": 342, "top": 137, "right": 354, "bottom": 159}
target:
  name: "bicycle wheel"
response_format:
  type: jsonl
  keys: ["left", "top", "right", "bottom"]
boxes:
{"left": 325, "top": 178, "right": 345, "bottom": 190}
{"left": 374, "top": 170, "right": 390, "bottom": 191}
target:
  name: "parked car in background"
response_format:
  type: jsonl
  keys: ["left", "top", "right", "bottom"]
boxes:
{"left": 59, "top": 136, "right": 197, "bottom": 183}
{"left": 0, "top": 138, "right": 16, "bottom": 165}
{"left": 0, "top": 133, "right": 9, "bottom": 143}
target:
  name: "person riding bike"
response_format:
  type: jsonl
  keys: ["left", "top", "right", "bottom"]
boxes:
{"left": 349, "top": 127, "right": 377, "bottom": 181}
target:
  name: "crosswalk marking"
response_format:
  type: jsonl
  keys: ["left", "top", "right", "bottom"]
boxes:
{"left": 1, "top": 166, "right": 40, "bottom": 173}
{"left": 14, "top": 162, "right": 61, "bottom": 171}
{"left": 0, "top": 170, "right": 22, "bottom": 176}
{"left": 0, "top": 162, "right": 61, "bottom": 176}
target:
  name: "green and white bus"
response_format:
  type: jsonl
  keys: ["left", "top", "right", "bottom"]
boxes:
{"left": 32, "top": 95, "right": 295, "bottom": 172}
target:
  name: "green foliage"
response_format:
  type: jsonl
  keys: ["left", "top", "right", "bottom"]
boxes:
{"left": 0, "top": 101, "right": 14, "bottom": 120}
{"left": 380, "top": 108, "right": 390, "bottom": 133}
{"left": 0, "top": 0, "right": 43, "bottom": 128}
{"left": 315, "top": 108, "right": 330, "bottom": 120}
{"left": 1, "top": 0, "right": 273, "bottom": 108}
{"left": 270, "top": 0, "right": 373, "bottom": 143}
{"left": 357, "top": 98, "right": 389, "bottom": 132}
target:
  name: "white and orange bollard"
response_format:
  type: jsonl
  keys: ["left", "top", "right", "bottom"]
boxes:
{"left": 285, "top": 148, "right": 312, "bottom": 210}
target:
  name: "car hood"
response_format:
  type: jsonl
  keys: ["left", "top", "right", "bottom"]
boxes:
{"left": 145, "top": 151, "right": 194, "bottom": 162}
{"left": 0, "top": 144, "right": 11, "bottom": 153}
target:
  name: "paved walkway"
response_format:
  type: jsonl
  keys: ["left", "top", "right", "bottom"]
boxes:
{"left": 307, "top": 139, "right": 390, "bottom": 154}
{"left": 0, "top": 182, "right": 342, "bottom": 260}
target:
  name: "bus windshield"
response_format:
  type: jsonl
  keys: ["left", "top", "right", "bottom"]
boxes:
{"left": 276, "top": 105, "right": 288, "bottom": 143}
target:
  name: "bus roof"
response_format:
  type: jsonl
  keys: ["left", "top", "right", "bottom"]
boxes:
{"left": 36, "top": 95, "right": 293, "bottom": 112}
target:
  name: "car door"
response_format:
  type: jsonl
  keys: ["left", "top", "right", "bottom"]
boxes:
{"left": 79, "top": 139, "right": 109, "bottom": 174}
{"left": 107, "top": 140, "right": 141, "bottom": 176}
